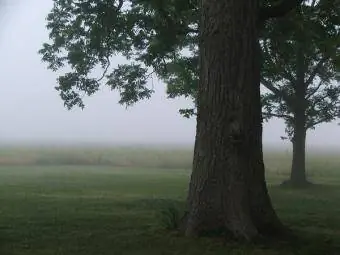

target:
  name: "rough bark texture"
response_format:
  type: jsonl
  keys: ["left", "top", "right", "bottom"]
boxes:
{"left": 181, "top": 0, "right": 284, "bottom": 240}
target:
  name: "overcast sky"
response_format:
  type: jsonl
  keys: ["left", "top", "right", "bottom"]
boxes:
{"left": 0, "top": 0, "right": 339, "bottom": 148}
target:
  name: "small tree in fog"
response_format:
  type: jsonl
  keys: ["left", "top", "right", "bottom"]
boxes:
{"left": 261, "top": 1, "right": 340, "bottom": 187}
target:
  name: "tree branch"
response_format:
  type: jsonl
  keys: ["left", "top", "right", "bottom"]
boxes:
{"left": 261, "top": 78, "right": 294, "bottom": 106}
{"left": 259, "top": 0, "right": 304, "bottom": 21}
{"left": 261, "top": 40, "right": 296, "bottom": 85}
{"left": 263, "top": 112, "right": 294, "bottom": 120}
{"left": 309, "top": 93, "right": 329, "bottom": 108}
{"left": 283, "top": 70, "right": 296, "bottom": 86}
{"left": 307, "top": 116, "right": 332, "bottom": 129}
{"left": 116, "top": 0, "right": 123, "bottom": 11}
{"left": 97, "top": 57, "right": 111, "bottom": 82}
{"left": 304, "top": 56, "right": 329, "bottom": 87}
{"left": 306, "top": 80, "right": 323, "bottom": 99}
{"left": 311, "top": 0, "right": 317, "bottom": 8}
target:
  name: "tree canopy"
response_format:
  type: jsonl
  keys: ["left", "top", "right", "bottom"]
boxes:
{"left": 39, "top": 0, "right": 199, "bottom": 109}
{"left": 39, "top": 0, "right": 309, "bottom": 114}
{"left": 261, "top": 0, "right": 340, "bottom": 138}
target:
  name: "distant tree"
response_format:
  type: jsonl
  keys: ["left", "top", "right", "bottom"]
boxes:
{"left": 261, "top": 0, "right": 340, "bottom": 187}
{"left": 40, "top": 0, "right": 303, "bottom": 239}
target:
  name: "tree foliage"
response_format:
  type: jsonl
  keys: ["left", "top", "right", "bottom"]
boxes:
{"left": 261, "top": 0, "right": 340, "bottom": 139}
{"left": 39, "top": 0, "right": 199, "bottom": 109}
{"left": 39, "top": 0, "right": 336, "bottom": 133}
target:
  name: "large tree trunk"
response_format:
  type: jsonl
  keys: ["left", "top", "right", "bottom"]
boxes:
{"left": 290, "top": 114, "right": 308, "bottom": 186}
{"left": 181, "top": 0, "right": 284, "bottom": 240}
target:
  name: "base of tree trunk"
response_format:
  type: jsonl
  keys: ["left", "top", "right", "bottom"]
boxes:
{"left": 179, "top": 211, "right": 291, "bottom": 242}
{"left": 179, "top": 184, "right": 291, "bottom": 241}
{"left": 280, "top": 179, "right": 313, "bottom": 188}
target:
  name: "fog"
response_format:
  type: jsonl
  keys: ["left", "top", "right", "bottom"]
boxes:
{"left": 0, "top": 0, "right": 339, "bottom": 148}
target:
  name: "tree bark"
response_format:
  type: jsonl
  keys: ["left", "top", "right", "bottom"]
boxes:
{"left": 181, "top": 0, "right": 284, "bottom": 240}
{"left": 290, "top": 112, "right": 308, "bottom": 186}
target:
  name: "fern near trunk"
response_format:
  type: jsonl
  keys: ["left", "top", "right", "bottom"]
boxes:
{"left": 181, "top": 0, "right": 284, "bottom": 240}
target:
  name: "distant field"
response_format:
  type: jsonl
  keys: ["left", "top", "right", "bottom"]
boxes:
{"left": 0, "top": 147, "right": 339, "bottom": 254}
{"left": 0, "top": 146, "right": 193, "bottom": 169}
{"left": 0, "top": 146, "right": 339, "bottom": 182}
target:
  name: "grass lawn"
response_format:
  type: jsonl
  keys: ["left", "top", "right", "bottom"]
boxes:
{"left": 0, "top": 147, "right": 339, "bottom": 254}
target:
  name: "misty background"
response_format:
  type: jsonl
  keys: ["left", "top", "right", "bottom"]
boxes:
{"left": 0, "top": 0, "right": 339, "bottom": 148}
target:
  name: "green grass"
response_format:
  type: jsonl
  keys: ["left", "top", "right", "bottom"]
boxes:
{"left": 0, "top": 147, "right": 340, "bottom": 254}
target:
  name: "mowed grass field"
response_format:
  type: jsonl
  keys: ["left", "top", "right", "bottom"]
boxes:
{"left": 0, "top": 146, "right": 340, "bottom": 255}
